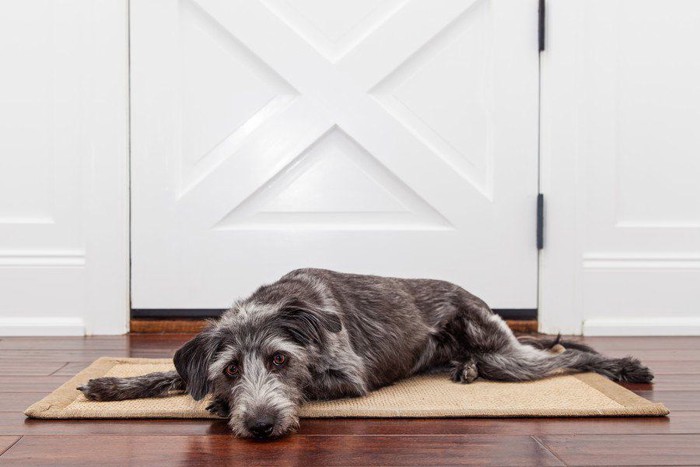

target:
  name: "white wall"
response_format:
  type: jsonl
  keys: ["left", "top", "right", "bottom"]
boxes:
{"left": 540, "top": 0, "right": 700, "bottom": 335}
{"left": 0, "top": 0, "right": 129, "bottom": 335}
{"left": 1, "top": 0, "right": 698, "bottom": 336}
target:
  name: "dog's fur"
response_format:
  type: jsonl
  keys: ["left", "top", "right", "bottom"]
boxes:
{"left": 79, "top": 269, "right": 653, "bottom": 438}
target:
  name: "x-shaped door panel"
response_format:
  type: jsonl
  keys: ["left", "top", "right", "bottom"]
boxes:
{"left": 178, "top": 0, "right": 492, "bottom": 230}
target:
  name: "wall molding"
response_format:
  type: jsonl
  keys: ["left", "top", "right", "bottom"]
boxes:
{"left": 0, "top": 217, "right": 54, "bottom": 225}
{"left": 582, "top": 254, "right": 700, "bottom": 270}
{"left": 615, "top": 220, "right": 700, "bottom": 229}
{"left": 584, "top": 317, "right": 700, "bottom": 336}
{"left": 0, "top": 250, "right": 86, "bottom": 267}
{"left": 0, "top": 317, "right": 86, "bottom": 336}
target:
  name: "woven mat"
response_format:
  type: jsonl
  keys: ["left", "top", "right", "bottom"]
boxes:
{"left": 25, "top": 357, "right": 669, "bottom": 419}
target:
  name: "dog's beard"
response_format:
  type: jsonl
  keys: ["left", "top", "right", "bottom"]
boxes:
{"left": 227, "top": 392, "right": 301, "bottom": 438}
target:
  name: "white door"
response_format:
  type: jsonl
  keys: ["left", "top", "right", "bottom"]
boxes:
{"left": 131, "top": 0, "right": 539, "bottom": 310}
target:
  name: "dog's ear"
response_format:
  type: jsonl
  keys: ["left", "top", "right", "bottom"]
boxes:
{"left": 278, "top": 298, "right": 342, "bottom": 347}
{"left": 174, "top": 328, "right": 219, "bottom": 400}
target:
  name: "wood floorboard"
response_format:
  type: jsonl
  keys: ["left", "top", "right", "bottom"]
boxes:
{"left": 49, "top": 362, "right": 91, "bottom": 377}
{"left": 0, "top": 434, "right": 564, "bottom": 466}
{"left": 621, "top": 375, "right": 700, "bottom": 391}
{"left": 642, "top": 360, "right": 700, "bottom": 375}
{"left": 0, "top": 393, "right": 52, "bottom": 413}
{"left": 579, "top": 336, "right": 700, "bottom": 351}
{"left": 633, "top": 390, "right": 700, "bottom": 411}
{"left": 131, "top": 319, "right": 209, "bottom": 334}
{"left": 129, "top": 318, "right": 534, "bottom": 334}
{"left": 294, "top": 413, "right": 697, "bottom": 436}
{"left": 599, "top": 349, "right": 700, "bottom": 361}
{"left": 0, "top": 376, "right": 83, "bottom": 393}
{"left": 0, "top": 436, "right": 21, "bottom": 457}
{"left": 0, "top": 361, "right": 68, "bottom": 376}
{"left": 3, "top": 412, "right": 699, "bottom": 437}
{"left": 0, "top": 335, "right": 192, "bottom": 351}
{"left": 0, "top": 336, "right": 129, "bottom": 350}
{"left": 536, "top": 434, "right": 700, "bottom": 466}
{"left": 0, "top": 335, "right": 697, "bottom": 464}
{"left": 0, "top": 349, "right": 177, "bottom": 362}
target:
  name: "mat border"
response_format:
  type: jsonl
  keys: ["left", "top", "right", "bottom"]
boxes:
{"left": 25, "top": 357, "right": 670, "bottom": 419}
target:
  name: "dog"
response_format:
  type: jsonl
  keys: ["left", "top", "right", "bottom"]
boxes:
{"left": 79, "top": 268, "right": 653, "bottom": 438}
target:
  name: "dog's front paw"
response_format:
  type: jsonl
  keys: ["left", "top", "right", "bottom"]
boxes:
{"left": 450, "top": 359, "right": 478, "bottom": 384}
{"left": 77, "top": 377, "right": 122, "bottom": 401}
{"left": 206, "top": 398, "right": 230, "bottom": 418}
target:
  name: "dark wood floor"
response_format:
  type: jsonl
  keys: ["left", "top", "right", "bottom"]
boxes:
{"left": 0, "top": 335, "right": 698, "bottom": 466}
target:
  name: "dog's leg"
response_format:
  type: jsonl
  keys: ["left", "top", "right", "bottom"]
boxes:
{"left": 449, "top": 357, "right": 478, "bottom": 384}
{"left": 475, "top": 347, "right": 654, "bottom": 383}
{"left": 443, "top": 289, "right": 653, "bottom": 384}
{"left": 307, "top": 368, "right": 368, "bottom": 400}
{"left": 78, "top": 371, "right": 185, "bottom": 401}
{"left": 206, "top": 397, "right": 231, "bottom": 417}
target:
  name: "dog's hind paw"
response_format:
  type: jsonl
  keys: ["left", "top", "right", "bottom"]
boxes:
{"left": 77, "top": 377, "right": 123, "bottom": 401}
{"left": 616, "top": 357, "right": 654, "bottom": 384}
{"left": 450, "top": 359, "right": 479, "bottom": 384}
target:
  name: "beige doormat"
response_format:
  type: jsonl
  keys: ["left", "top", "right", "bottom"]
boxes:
{"left": 25, "top": 357, "right": 668, "bottom": 419}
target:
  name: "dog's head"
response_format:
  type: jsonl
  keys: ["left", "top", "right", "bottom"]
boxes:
{"left": 174, "top": 297, "right": 342, "bottom": 438}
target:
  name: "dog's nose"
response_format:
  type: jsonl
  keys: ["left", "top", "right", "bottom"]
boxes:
{"left": 248, "top": 416, "right": 275, "bottom": 438}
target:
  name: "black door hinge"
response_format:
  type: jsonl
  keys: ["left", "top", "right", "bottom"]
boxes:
{"left": 537, "top": 193, "right": 544, "bottom": 250}
{"left": 538, "top": 0, "right": 545, "bottom": 52}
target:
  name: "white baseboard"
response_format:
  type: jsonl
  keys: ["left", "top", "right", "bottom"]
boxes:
{"left": 0, "top": 317, "right": 85, "bottom": 336}
{"left": 583, "top": 317, "right": 700, "bottom": 336}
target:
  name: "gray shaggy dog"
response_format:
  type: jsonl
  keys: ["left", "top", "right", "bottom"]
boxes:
{"left": 79, "top": 268, "right": 653, "bottom": 438}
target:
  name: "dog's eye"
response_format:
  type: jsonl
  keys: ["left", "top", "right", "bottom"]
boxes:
{"left": 224, "top": 363, "right": 239, "bottom": 378}
{"left": 272, "top": 353, "right": 287, "bottom": 366}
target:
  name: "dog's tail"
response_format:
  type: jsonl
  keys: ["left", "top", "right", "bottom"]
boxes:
{"left": 78, "top": 371, "right": 185, "bottom": 401}
{"left": 476, "top": 340, "right": 653, "bottom": 384}
{"left": 517, "top": 333, "right": 599, "bottom": 354}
